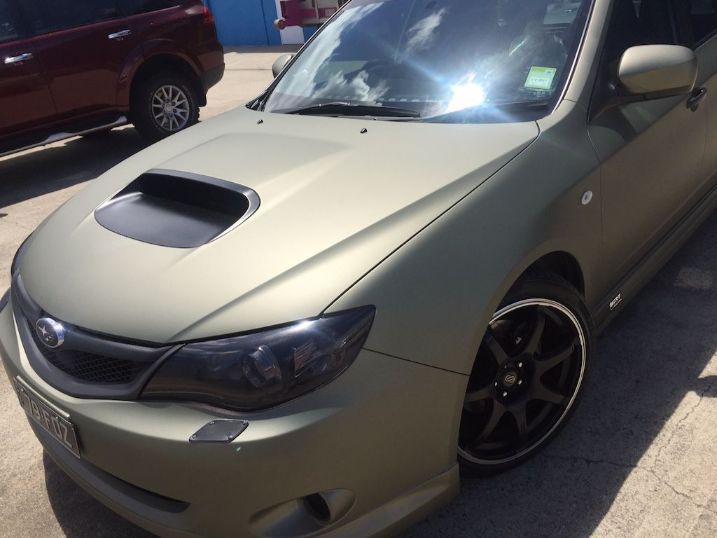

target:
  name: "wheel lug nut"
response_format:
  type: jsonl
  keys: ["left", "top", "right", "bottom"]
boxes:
{"left": 494, "top": 382, "right": 498, "bottom": 387}
{"left": 518, "top": 362, "right": 523, "bottom": 368}
{"left": 518, "top": 380, "right": 523, "bottom": 385}
{"left": 502, "top": 391, "right": 508, "bottom": 397}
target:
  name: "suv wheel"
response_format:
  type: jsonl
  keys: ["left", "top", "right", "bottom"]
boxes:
{"left": 458, "top": 271, "right": 592, "bottom": 475}
{"left": 132, "top": 72, "right": 200, "bottom": 142}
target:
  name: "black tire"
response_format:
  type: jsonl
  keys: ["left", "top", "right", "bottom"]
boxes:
{"left": 131, "top": 72, "right": 200, "bottom": 142}
{"left": 458, "top": 270, "right": 593, "bottom": 476}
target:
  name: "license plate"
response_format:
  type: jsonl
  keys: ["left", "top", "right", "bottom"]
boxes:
{"left": 13, "top": 378, "right": 81, "bottom": 458}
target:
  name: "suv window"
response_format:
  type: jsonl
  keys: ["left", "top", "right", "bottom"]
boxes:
{"left": 122, "top": 0, "right": 183, "bottom": 15}
{"left": 685, "top": 0, "right": 717, "bottom": 44}
{"left": 0, "top": 0, "right": 20, "bottom": 43}
{"left": 22, "top": 0, "right": 120, "bottom": 35}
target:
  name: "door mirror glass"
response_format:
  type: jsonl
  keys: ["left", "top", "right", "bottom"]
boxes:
{"left": 618, "top": 45, "right": 697, "bottom": 99}
{"left": 272, "top": 54, "right": 293, "bottom": 78}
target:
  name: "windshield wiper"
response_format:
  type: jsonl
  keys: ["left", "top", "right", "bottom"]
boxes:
{"left": 283, "top": 102, "right": 422, "bottom": 118}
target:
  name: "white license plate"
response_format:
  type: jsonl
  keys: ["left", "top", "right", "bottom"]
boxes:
{"left": 13, "top": 378, "right": 81, "bottom": 458}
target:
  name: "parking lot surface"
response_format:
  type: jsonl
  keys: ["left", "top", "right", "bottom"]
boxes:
{"left": 1, "top": 48, "right": 716, "bottom": 538}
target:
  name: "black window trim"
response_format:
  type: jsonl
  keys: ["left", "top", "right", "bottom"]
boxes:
{"left": 694, "top": 28, "right": 717, "bottom": 49}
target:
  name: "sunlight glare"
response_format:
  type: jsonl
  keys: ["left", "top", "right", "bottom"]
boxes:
{"left": 447, "top": 82, "right": 486, "bottom": 112}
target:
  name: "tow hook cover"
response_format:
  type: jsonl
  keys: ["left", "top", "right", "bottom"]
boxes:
{"left": 189, "top": 419, "right": 249, "bottom": 443}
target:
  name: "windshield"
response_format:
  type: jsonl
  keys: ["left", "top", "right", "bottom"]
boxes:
{"left": 260, "top": 0, "right": 591, "bottom": 122}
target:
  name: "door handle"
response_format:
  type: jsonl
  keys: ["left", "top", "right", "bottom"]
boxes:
{"left": 108, "top": 29, "right": 131, "bottom": 40}
{"left": 687, "top": 87, "right": 708, "bottom": 112}
{"left": 4, "top": 53, "right": 34, "bottom": 65}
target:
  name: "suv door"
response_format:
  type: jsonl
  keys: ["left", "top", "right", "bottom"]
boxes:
{"left": 589, "top": 0, "right": 708, "bottom": 280}
{"left": 19, "top": 0, "right": 141, "bottom": 121}
{"left": 118, "top": 1, "right": 189, "bottom": 54}
{"left": 0, "top": 0, "right": 55, "bottom": 143}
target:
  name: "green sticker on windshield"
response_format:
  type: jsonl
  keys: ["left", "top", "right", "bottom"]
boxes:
{"left": 525, "top": 66, "right": 557, "bottom": 90}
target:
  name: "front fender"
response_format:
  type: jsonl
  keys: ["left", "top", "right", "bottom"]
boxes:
{"left": 326, "top": 101, "right": 602, "bottom": 375}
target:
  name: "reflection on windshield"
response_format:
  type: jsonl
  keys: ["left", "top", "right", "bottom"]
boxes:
{"left": 263, "top": 0, "right": 590, "bottom": 123}
{"left": 405, "top": 9, "right": 447, "bottom": 53}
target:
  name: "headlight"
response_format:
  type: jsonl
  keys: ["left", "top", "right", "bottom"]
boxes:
{"left": 141, "top": 306, "right": 375, "bottom": 411}
{"left": 11, "top": 234, "right": 32, "bottom": 278}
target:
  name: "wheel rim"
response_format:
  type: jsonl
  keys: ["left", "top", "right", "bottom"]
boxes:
{"left": 151, "top": 85, "right": 190, "bottom": 132}
{"left": 458, "top": 299, "right": 586, "bottom": 465}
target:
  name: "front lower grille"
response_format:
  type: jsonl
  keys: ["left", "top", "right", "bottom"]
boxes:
{"left": 28, "top": 322, "right": 149, "bottom": 384}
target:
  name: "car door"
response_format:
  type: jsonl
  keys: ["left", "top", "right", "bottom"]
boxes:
{"left": 588, "top": 0, "right": 708, "bottom": 280}
{"left": 118, "top": 1, "right": 191, "bottom": 54}
{"left": 19, "top": 0, "right": 138, "bottom": 121}
{"left": 679, "top": 0, "right": 717, "bottom": 189}
{"left": 0, "top": 0, "right": 55, "bottom": 142}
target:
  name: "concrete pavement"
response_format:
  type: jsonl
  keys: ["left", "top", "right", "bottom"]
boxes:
{"left": 1, "top": 48, "right": 716, "bottom": 538}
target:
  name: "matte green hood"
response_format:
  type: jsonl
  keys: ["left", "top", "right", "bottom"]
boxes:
{"left": 20, "top": 108, "right": 538, "bottom": 343}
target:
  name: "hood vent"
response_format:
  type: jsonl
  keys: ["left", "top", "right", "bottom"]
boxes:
{"left": 94, "top": 170, "right": 260, "bottom": 248}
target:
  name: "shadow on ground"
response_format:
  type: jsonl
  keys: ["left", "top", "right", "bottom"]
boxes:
{"left": 32, "top": 171, "right": 717, "bottom": 536}
{"left": 0, "top": 128, "right": 148, "bottom": 209}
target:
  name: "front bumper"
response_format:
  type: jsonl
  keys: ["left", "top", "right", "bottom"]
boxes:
{"left": 0, "top": 299, "right": 463, "bottom": 537}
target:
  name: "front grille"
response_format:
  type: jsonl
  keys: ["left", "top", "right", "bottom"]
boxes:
{"left": 28, "top": 322, "right": 149, "bottom": 384}
{"left": 12, "top": 273, "right": 174, "bottom": 399}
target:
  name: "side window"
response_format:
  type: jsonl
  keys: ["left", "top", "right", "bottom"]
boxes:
{"left": 22, "top": 0, "right": 120, "bottom": 35}
{"left": 606, "top": 0, "right": 676, "bottom": 65}
{"left": 591, "top": 0, "right": 677, "bottom": 115}
{"left": 685, "top": 0, "right": 717, "bottom": 44}
{"left": 0, "top": 0, "right": 20, "bottom": 43}
{"left": 122, "top": 0, "right": 183, "bottom": 16}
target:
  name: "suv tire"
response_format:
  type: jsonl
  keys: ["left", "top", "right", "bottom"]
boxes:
{"left": 132, "top": 72, "right": 200, "bottom": 142}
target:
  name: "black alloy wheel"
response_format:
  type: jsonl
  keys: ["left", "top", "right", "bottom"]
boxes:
{"left": 459, "top": 273, "right": 591, "bottom": 474}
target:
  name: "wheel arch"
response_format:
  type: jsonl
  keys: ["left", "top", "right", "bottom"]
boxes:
{"left": 129, "top": 54, "right": 206, "bottom": 111}
{"left": 515, "top": 251, "right": 585, "bottom": 297}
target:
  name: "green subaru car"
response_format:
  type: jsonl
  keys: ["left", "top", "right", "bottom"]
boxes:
{"left": 2, "top": 0, "right": 717, "bottom": 536}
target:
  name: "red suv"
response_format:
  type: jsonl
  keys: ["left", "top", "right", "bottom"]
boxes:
{"left": 0, "top": 0, "right": 224, "bottom": 156}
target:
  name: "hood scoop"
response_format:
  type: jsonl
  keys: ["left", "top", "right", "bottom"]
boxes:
{"left": 94, "top": 170, "right": 260, "bottom": 248}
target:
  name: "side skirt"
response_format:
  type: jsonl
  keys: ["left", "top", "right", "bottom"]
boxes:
{"left": 0, "top": 116, "right": 128, "bottom": 159}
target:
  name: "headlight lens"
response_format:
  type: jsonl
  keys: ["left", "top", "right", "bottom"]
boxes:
{"left": 141, "top": 306, "right": 375, "bottom": 411}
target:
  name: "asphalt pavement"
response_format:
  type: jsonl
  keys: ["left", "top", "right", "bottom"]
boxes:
{"left": 0, "top": 48, "right": 716, "bottom": 538}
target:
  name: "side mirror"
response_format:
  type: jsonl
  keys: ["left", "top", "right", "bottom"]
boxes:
{"left": 618, "top": 44, "right": 697, "bottom": 100}
{"left": 272, "top": 54, "right": 294, "bottom": 78}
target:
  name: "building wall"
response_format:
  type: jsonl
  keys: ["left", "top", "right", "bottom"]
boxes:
{"left": 205, "top": 0, "right": 315, "bottom": 46}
